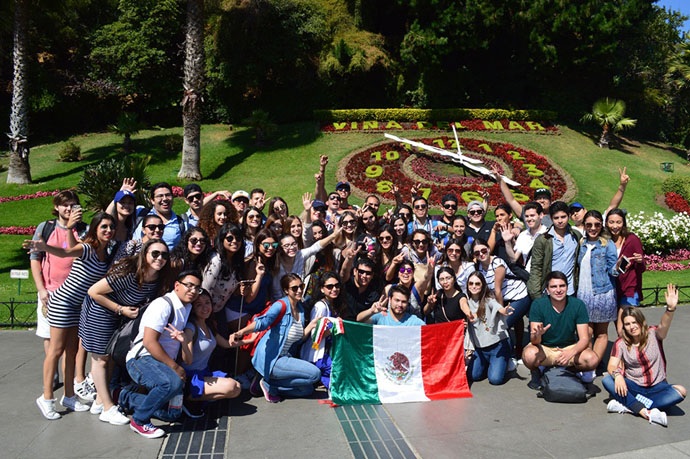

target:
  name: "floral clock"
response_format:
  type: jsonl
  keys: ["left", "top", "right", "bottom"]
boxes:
{"left": 336, "top": 136, "right": 577, "bottom": 208}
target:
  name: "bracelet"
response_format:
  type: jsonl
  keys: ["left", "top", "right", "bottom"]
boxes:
{"left": 117, "top": 306, "right": 122, "bottom": 316}
{"left": 666, "top": 307, "right": 676, "bottom": 313}
{"left": 612, "top": 368, "right": 623, "bottom": 378}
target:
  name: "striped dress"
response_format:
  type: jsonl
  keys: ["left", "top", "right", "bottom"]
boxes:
{"left": 47, "top": 244, "right": 110, "bottom": 328}
{"left": 79, "top": 273, "right": 159, "bottom": 355}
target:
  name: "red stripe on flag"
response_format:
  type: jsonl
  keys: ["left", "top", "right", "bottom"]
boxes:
{"left": 421, "top": 321, "right": 472, "bottom": 400}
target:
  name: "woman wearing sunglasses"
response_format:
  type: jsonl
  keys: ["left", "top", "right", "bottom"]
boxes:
{"left": 385, "top": 259, "right": 434, "bottom": 319}
{"left": 198, "top": 199, "right": 236, "bottom": 248}
{"left": 333, "top": 210, "right": 358, "bottom": 250}
{"left": 374, "top": 224, "right": 400, "bottom": 282}
{"left": 26, "top": 213, "right": 117, "bottom": 420}
{"left": 267, "top": 197, "right": 289, "bottom": 219}
{"left": 170, "top": 227, "right": 212, "bottom": 275}
{"left": 80, "top": 239, "right": 171, "bottom": 425}
{"left": 241, "top": 206, "right": 264, "bottom": 257}
{"left": 264, "top": 213, "right": 287, "bottom": 236}
{"left": 576, "top": 210, "right": 619, "bottom": 382}
{"left": 300, "top": 272, "right": 348, "bottom": 388}
{"left": 434, "top": 238, "right": 475, "bottom": 295}
{"left": 113, "top": 214, "right": 165, "bottom": 261}
{"left": 230, "top": 274, "right": 321, "bottom": 403}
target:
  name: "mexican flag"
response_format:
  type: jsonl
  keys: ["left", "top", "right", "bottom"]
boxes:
{"left": 330, "top": 320, "right": 472, "bottom": 405}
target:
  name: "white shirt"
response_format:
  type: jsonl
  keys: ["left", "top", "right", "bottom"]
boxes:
{"left": 514, "top": 224, "right": 547, "bottom": 272}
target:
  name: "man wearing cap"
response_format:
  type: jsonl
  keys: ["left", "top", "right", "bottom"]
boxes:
{"left": 231, "top": 190, "right": 250, "bottom": 215}
{"left": 465, "top": 200, "right": 495, "bottom": 243}
{"left": 336, "top": 181, "right": 358, "bottom": 211}
{"left": 133, "top": 182, "right": 186, "bottom": 249}
{"left": 432, "top": 193, "right": 458, "bottom": 244}
{"left": 569, "top": 202, "right": 586, "bottom": 237}
{"left": 182, "top": 184, "right": 231, "bottom": 227}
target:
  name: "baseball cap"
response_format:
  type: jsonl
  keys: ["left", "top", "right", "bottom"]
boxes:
{"left": 467, "top": 200, "right": 483, "bottom": 210}
{"left": 534, "top": 188, "right": 552, "bottom": 199}
{"left": 336, "top": 181, "right": 351, "bottom": 191}
{"left": 232, "top": 190, "right": 250, "bottom": 201}
{"left": 183, "top": 183, "right": 203, "bottom": 199}
{"left": 114, "top": 190, "right": 135, "bottom": 203}
{"left": 569, "top": 202, "right": 584, "bottom": 213}
{"left": 312, "top": 199, "right": 327, "bottom": 211}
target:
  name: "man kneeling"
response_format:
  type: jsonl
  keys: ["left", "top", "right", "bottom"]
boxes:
{"left": 523, "top": 271, "right": 598, "bottom": 390}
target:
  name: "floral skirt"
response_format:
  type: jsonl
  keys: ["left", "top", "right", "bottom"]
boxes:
{"left": 578, "top": 288, "right": 617, "bottom": 323}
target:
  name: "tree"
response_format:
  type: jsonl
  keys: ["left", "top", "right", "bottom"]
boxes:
{"left": 581, "top": 98, "right": 637, "bottom": 149}
{"left": 108, "top": 112, "right": 144, "bottom": 152}
{"left": 178, "top": 0, "right": 204, "bottom": 180}
{"left": 7, "top": 0, "right": 31, "bottom": 184}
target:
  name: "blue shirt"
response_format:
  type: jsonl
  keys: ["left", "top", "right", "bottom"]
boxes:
{"left": 133, "top": 206, "right": 186, "bottom": 250}
{"left": 183, "top": 209, "right": 198, "bottom": 228}
{"left": 548, "top": 226, "right": 578, "bottom": 295}
{"left": 370, "top": 312, "right": 425, "bottom": 326}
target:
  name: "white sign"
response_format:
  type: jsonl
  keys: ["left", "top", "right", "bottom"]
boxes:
{"left": 10, "top": 269, "right": 29, "bottom": 279}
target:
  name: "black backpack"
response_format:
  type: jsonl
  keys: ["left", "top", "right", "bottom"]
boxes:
{"left": 41, "top": 219, "right": 89, "bottom": 243}
{"left": 537, "top": 367, "right": 589, "bottom": 403}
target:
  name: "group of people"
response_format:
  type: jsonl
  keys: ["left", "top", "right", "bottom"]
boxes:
{"left": 26, "top": 155, "right": 684, "bottom": 438}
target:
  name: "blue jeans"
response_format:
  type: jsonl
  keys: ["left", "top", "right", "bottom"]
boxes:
{"left": 267, "top": 355, "right": 320, "bottom": 397}
{"left": 602, "top": 374, "right": 685, "bottom": 413}
{"left": 505, "top": 296, "right": 531, "bottom": 328}
{"left": 467, "top": 339, "right": 511, "bottom": 385}
{"left": 120, "top": 356, "right": 184, "bottom": 425}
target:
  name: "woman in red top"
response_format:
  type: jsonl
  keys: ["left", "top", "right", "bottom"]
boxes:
{"left": 606, "top": 208, "right": 645, "bottom": 336}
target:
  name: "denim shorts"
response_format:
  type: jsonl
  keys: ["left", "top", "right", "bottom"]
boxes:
{"left": 620, "top": 292, "right": 640, "bottom": 307}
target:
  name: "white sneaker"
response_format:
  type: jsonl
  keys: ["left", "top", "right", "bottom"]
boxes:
{"left": 90, "top": 401, "right": 104, "bottom": 415}
{"left": 507, "top": 358, "right": 518, "bottom": 372}
{"left": 607, "top": 399, "right": 632, "bottom": 414}
{"left": 61, "top": 395, "right": 90, "bottom": 412}
{"left": 99, "top": 405, "right": 130, "bottom": 425}
{"left": 36, "top": 395, "right": 61, "bottom": 420}
{"left": 647, "top": 408, "right": 668, "bottom": 427}
{"left": 74, "top": 375, "right": 97, "bottom": 402}
{"left": 578, "top": 370, "right": 596, "bottom": 383}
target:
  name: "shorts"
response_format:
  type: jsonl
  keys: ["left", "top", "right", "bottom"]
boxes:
{"left": 619, "top": 292, "right": 640, "bottom": 308}
{"left": 185, "top": 368, "right": 228, "bottom": 398}
{"left": 36, "top": 293, "right": 50, "bottom": 339}
{"left": 541, "top": 344, "right": 577, "bottom": 367}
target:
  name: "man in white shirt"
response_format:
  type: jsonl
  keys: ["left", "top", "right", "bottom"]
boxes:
{"left": 504, "top": 201, "right": 547, "bottom": 273}
{"left": 119, "top": 270, "right": 201, "bottom": 438}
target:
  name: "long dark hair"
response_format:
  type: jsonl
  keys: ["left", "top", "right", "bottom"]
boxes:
{"left": 171, "top": 227, "right": 212, "bottom": 273}
{"left": 390, "top": 214, "right": 409, "bottom": 244}
{"left": 441, "top": 238, "right": 469, "bottom": 264}
{"left": 216, "top": 223, "right": 245, "bottom": 277}
{"left": 310, "top": 272, "right": 348, "bottom": 318}
{"left": 606, "top": 208, "right": 630, "bottom": 238}
{"left": 466, "top": 271, "right": 494, "bottom": 320}
{"left": 436, "top": 266, "right": 460, "bottom": 298}
{"left": 82, "top": 212, "right": 115, "bottom": 249}
{"left": 107, "top": 238, "right": 172, "bottom": 294}
{"left": 285, "top": 215, "right": 305, "bottom": 249}
{"left": 450, "top": 214, "right": 469, "bottom": 247}
{"left": 241, "top": 206, "right": 263, "bottom": 241}
{"left": 190, "top": 289, "right": 218, "bottom": 337}
{"left": 252, "top": 229, "right": 278, "bottom": 273}
{"left": 583, "top": 209, "right": 608, "bottom": 240}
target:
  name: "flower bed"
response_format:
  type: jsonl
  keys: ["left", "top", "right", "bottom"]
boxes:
{"left": 0, "top": 189, "right": 72, "bottom": 203}
{"left": 337, "top": 136, "right": 575, "bottom": 208}
{"left": 665, "top": 192, "right": 690, "bottom": 213}
{"left": 628, "top": 211, "right": 690, "bottom": 255}
{"left": 321, "top": 119, "right": 560, "bottom": 134}
{"left": 0, "top": 226, "right": 37, "bottom": 235}
{"left": 644, "top": 249, "right": 690, "bottom": 271}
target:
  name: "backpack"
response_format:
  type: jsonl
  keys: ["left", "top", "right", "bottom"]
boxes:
{"left": 240, "top": 300, "right": 288, "bottom": 357}
{"left": 106, "top": 296, "right": 175, "bottom": 367}
{"left": 41, "top": 219, "right": 89, "bottom": 243}
{"left": 537, "top": 367, "right": 589, "bottom": 403}
{"left": 134, "top": 207, "right": 186, "bottom": 236}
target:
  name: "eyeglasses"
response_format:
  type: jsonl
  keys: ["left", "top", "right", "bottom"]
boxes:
{"left": 399, "top": 267, "right": 413, "bottom": 274}
{"left": 99, "top": 224, "right": 115, "bottom": 230}
{"left": 144, "top": 224, "right": 165, "bottom": 232}
{"left": 585, "top": 222, "right": 602, "bottom": 229}
{"left": 467, "top": 281, "right": 482, "bottom": 287}
{"left": 179, "top": 281, "right": 202, "bottom": 292}
{"left": 225, "top": 235, "right": 238, "bottom": 243}
{"left": 379, "top": 235, "right": 392, "bottom": 242}
{"left": 469, "top": 210, "right": 483, "bottom": 216}
{"left": 189, "top": 237, "right": 207, "bottom": 246}
{"left": 342, "top": 220, "right": 356, "bottom": 227}
{"left": 323, "top": 283, "right": 341, "bottom": 290}
{"left": 443, "top": 204, "right": 458, "bottom": 210}
{"left": 187, "top": 194, "right": 203, "bottom": 201}
{"left": 274, "top": 204, "right": 287, "bottom": 211}
{"left": 282, "top": 242, "right": 298, "bottom": 249}
{"left": 473, "top": 248, "right": 489, "bottom": 256}
{"left": 150, "top": 250, "right": 170, "bottom": 260}
{"left": 154, "top": 193, "right": 173, "bottom": 200}
{"left": 446, "top": 248, "right": 462, "bottom": 255}
{"left": 247, "top": 214, "right": 261, "bottom": 220}
{"left": 414, "top": 204, "right": 427, "bottom": 210}
{"left": 357, "top": 269, "right": 373, "bottom": 276}
{"left": 412, "top": 239, "right": 428, "bottom": 245}
{"left": 261, "top": 242, "right": 279, "bottom": 249}
{"left": 289, "top": 284, "right": 304, "bottom": 293}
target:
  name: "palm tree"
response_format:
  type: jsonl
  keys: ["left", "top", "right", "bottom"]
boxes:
{"left": 581, "top": 98, "right": 637, "bottom": 149}
{"left": 108, "top": 112, "right": 144, "bottom": 153}
{"left": 666, "top": 33, "right": 690, "bottom": 90}
{"left": 7, "top": 0, "right": 31, "bottom": 184}
{"left": 178, "top": 0, "right": 204, "bottom": 181}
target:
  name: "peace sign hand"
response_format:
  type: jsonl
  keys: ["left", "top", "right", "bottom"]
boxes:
{"left": 619, "top": 167, "right": 630, "bottom": 186}
{"left": 164, "top": 324, "right": 186, "bottom": 343}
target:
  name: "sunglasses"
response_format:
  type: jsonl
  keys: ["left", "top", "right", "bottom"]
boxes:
{"left": 446, "top": 248, "right": 463, "bottom": 255}
{"left": 329, "top": 196, "right": 341, "bottom": 201}
{"left": 412, "top": 239, "right": 428, "bottom": 245}
{"left": 289, "top": 284, "right": 304, "bottom": 293}
{"left": 187, "top": 194, "right": 203, "bottom": 201}
{"left": 99, "top": 224, "right": 115, "bottom": 230}
{"left": 379, "top": 235, "right": 392, "bottom": 242}
{"left": 323, "top": 283, "right": 341, "bottom": 290}
{"left": 357, "top": 269, "right": 373, "bottom": 276}
{"left": 189, "top": 237, "right": 207, "bottom": 246}
{"left": 399, "top": 267, "right": 413, "bottom": 274}
{"left": 342, "top": 220, "right": 356, "bottom": 227}
{"left": 469, "top": 210, "right": 483, "bottom": 216}
{"left": 443, "top": 204, "right": 458, "bottom": 210}
{"left": 473, "top": 248, "right": 489, "bottom": 257}
{"left": 247, "top": 214, "right": 261, "bottom": 220}
{"left": 150, "top": 250, "right": 170, "bottom": 260}
{"left": 467, "top": 281, "right": 482, "bottom": 287}
{"left": 225, "top": 234, "right": 238, "bottom": 243}
{"left": 414, "top": 204, "right": 427, "bottom": 210}
{"left": 262, "top": 242, "right": 279, "bottom": 249}
{"left": 144, "top": 224, "right": 165, "bottom": 232}
{"left": 585, "top": 222, "right": 602, "bottom": 229}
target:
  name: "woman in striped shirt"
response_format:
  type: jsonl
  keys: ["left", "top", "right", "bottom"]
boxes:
{"left": 26, "top": 212, "right": 116, "bottom": 420}
{"left": 81, "top": 238, "right": 171, "bottom": 425}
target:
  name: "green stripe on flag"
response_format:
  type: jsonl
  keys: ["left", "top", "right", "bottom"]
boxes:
{"left": 330, "top": 320, "right": 380, "bottom": 405}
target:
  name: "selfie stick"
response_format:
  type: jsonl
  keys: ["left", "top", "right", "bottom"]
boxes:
{"left": 234, "top": 293, "right": 245, "bottom": 377}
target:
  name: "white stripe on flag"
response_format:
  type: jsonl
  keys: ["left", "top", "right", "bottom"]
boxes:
{"left": 373, "top": 325, "right": 430, "bottom": 403}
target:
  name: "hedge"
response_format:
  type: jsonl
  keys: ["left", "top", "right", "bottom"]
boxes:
{"left": 661, "top": 175, "right": 690, "bottom": 202}
{"left": 313, "top": 108, "right": 558, "bottom": 122}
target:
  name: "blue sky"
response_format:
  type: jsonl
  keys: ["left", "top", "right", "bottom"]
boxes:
{"left": 659, "top": 0, "right": 690, "bottom": 33}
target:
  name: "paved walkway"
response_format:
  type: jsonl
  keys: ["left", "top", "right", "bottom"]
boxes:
{"left": 3, "top": 305, "right": 689, "bottom": 458}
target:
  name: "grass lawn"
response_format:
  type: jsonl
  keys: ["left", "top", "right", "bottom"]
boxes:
{"left": 1, "top": 122, "right": 688, "bottom": 322}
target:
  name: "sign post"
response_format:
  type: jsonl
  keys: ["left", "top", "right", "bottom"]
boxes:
{"left": 10, "top": 269, "right": 29, "bottom": 295}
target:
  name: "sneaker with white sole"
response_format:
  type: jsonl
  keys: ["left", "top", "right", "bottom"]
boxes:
{"left": 61, "top": 395, "right": 90, "bottom": 412}
{"left": 90, "top": 401, "right": 104, "bottom": 415}
{"left": 259, "top": 378, "right": 282, "bottom": 403}
{"left": 74, "top": 376, "right": 97, "bottom": 402}
{"left": 507, "top": 358, "right": 518, "bottom": 372}
{"left": 130, "top": 420, "right": 165, "bottom": 438}
{"left": 99, "top": 405, "right": 130, "bottom": 425}
{"left": 647, "top": 408, "right": 668, "bottom": 427}
{"left": 607, "top": 399, "right": 632, "bottom": 414}
{"left": 36, "top": 395, "right": 61, "bottom": 420}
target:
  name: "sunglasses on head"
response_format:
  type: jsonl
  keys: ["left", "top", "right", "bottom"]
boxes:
{"left": 150, "top": 250, "right": 169, "bottom": 260}
{"left": 323, "top": 282, "right": 341, "bottom": 290}
{"left": 399, "top": 267, "right": 413, "bottom": 274}
{"left": 144, "top": 224, "right": 165, "bottom": 232}
{"left": 261, "top": 242, "right": 279, "bottom": 249}
{"left": 189, "top": 237, "right": 207, "bottom": 245}
{"left": 469, "top": 209, "right": 483, "bottom": 216}
{"left": 473, "top": 248, "right": 489, "bottom": 256}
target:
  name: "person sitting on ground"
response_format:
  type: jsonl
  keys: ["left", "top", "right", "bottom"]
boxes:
{"left": 118, "top": 270, "right": 202, "bottom": 438}
{"left": 522, "top": 271, "right": 599, "bottom": 390}
{"left": 357, "top": 284, "right": 425, "bottom": 326}
{"left": 602, "top": 284, "right": 686, "bottom": 427}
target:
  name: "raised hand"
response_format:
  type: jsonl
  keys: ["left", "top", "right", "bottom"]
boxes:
{"left": 67, "top": 206, "right": 83, "bottom": 228}
{"left": 164, "top": 323, "right": 186, "bottom": 343}
{"left": 478, "top": 188, "right": 489, "bottom": 200}
{"left": 302, "top": 192, "right": 313, "bottom": 211}
{"left": 320, "top": 155, "right": 329, "bottom": 168}
{"left": 500, "top": 224, "right": 515, "bottom": 242}
{"left": 619, "top": 166, "right": 630, "bottom": 186}
{"left": 121, "top": 177, "right": 137, "bottom": 193}
{"left": 391, "top": 252, "right": 405, "bottom": 266}
{"left": 426, "top": 291, "right": 438, "bottom": 305}
{"left": 490, "top": 164, "right": 502, "bottom": 179}
{"left": 665, "top": 283, "right": 679, "bottom": 310}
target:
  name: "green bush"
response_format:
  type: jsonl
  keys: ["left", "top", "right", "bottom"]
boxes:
{"left": 164, "top": 134, "right": 184, "bottom": 153}
{"left": 313, "top": 108, "right": 558, "bottom": 122}
{"left": 77, "top": 155, "right": 152, "bottom": 211}
{"left": 58, "top": 141, "right": 81, "bottom": 162}
{"left": 661, "top": 176, "right": 690, "bottom": 201}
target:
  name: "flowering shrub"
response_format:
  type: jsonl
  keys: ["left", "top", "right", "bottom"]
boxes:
{"left": 628, "top": 211, "right": 690, "bottom": 255}
{"left": 665, "top": 192, "right": 690, "bottom": 214}
{"left": 321, "top": 119, "right": 559, "bottom": 134}
{"left": 0, "top": 226, "right": 37, "bottom": 235}
{"left": 644, "top": 249, "right": 690, "bottom": 271}
{"left": 0, "top": 189, "right": 72, "bottom": 203}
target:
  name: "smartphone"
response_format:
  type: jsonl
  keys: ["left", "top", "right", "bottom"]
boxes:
{"left": 618, "top": 256, "right": 630, "bottom": 274}
{"left": 239, "top": 279, "right": 256, "bottom": 285}
{"left": 72, "top": 204, "right": 81, "bottom": 211}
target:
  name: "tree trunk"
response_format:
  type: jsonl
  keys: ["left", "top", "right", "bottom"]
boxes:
{"left": 7, "top": 0, "right": 31, "bottom": 184}
{"left": 597, "top": 124, "right": 611, "bottom": 149}
{"left": 178, "top": 0, "right": 204, "bottom": 181}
